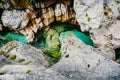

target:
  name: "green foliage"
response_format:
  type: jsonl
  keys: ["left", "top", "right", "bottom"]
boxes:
{"left": 27, "top": 0, "right": 33, "bottom": 4}
{"left": 39, "top": 28, "right": 62, "bottom": 65}
{"left": 38, "top": 23, "right": 93, "bottom": 66}
{"left": 43, "top": 48, "right": 61, "bottom": 59}
{"left": 45, "top": 28, "right": 60, "bottom": 49}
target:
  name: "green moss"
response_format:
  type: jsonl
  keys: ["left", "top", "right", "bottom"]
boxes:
{"left": 86, "top": 13, "right": 88, "bottom": 17}
{"left": 49, "top": 60, "right": 55, "bottom": 66}
{"left": 85, "top": 11, "right": 91, "bottom": 22}
{"left": 42, "top": 28, "right": 60, "bottom": 52}
{"left": 24, "top": 61, "right": 32, "bottom": 65}
{"left": 43, "top": 48, "right": 61, "bottom": 59}
{"left": 25, "top": 69, "right": 32, "bottom": 74}
{"left": 17, "top": 58, "right": 25, "bottom": 62}
{"left": 116, "top": 0, "right": 120, "bottom": 3}
{"left": 38, "top": 23, "right": 93, "bottom": 66}
{"left": 87, "top": 17, "right": 91, "bottom": 22}
{"left": 8, "top": 55, "right": 16, "bottom": 60}
{"left": 0, "top": 50, "right": 5, "bottom": 55}
{"left": 7, "top": 46, "right": 16, "bottom": 52}
{"left": 77, "top": 45, "right": 81, "bottom": 48}
{"left": 53, "top": 23, "right": 74, "bottom": 33}
{"left": 108, "top": 8, "right": 112, "bottom": 12}
{"left": 4, "top": 54, "right": 10, "bottom": 58}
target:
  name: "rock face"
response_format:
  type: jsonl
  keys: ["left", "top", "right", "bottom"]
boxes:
{"left": 0, "top": 41, "right": 69, "bottom": 80}
{"left": 74, "top": 0, "right": 119, "bottom": 31}
{"left": 74, "top": 0, "right": 120, "bottom": 60}
{"left": 0, "top": 41, "right": 49, "bottom": 66}
{"left": 0, "top": 38, "right": 120, "bottom": 80}
{"left": 90, "top": 20, "right": 120, "bottom": 60}
{"left": 0, "top": 1, "right": 78, "bottom": 43}
{"left": 1, "top": 10, "right": 30, "bottom": 30}
{"left": 51, "top": 36, "right": 120, "bottom": 79}
{"left": 0, "top": 0, "right": 120, "bottom": 80}
{"left": 74, "top": 0, "right": 104, "bottom": 31}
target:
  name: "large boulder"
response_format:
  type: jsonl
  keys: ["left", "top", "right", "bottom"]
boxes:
{"left": 0, "top": 41, "right": 69, "bottom": 80}
{"left": 74, "top": 0, "right": 119, "bottom": 31}
{"left": 90, "top": 20, "right": 120, "bottom": 60}
{"left": 1, "top": 10, "right": 30, "bottom": 30}
{"left": 0, "top": 65, "right": 70, "bottom": 80}
{"left": 51, "top": 36, "right": 120, "bottom": 79}
{"left": 0, "top": 41, "right": 49, "bottom": 66}
{"left": 0, "top": 36, "right": 120, "bottom": 80}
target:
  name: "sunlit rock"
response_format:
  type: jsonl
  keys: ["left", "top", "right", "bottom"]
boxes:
{"left": 1, "top": 10, "right": 30, "bottom": 30}
{"left": 0, "top": 41, "right": 49, "bottom": 66}
{"left": 90, "top": 20, "right": 120, "bottom": 60}
{"left": 51, "top": 36, "right": 120, "bottom": 79}
{"left": 74, "top": 0, "right": 119, "bottom": 31}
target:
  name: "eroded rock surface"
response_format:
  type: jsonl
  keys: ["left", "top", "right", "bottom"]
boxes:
{"left": 0, "top": 41, "right": 49, "bottom": 66}
{"left": 0, "top": 38, "right": 120, "bottom": 80}
{"left": 74, "top": 0, "right": 119, "bottom": 31}
{"left": 0, "top": 0, "right": 120, "bottom": 80}
{"left": 1, "top": 10, "right": 30, "bottom": 30}
{"left": 51, "top": 36, "right": 120, "bottom": 79}
{"left": 90, "top": 20, "right": 120, "bottom": 60}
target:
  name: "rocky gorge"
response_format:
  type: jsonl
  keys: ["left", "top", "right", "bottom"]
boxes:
{"left": 0, "top": 0, "right": 120, "bottom": 80}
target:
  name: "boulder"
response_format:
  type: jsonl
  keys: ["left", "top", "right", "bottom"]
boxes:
{"left": 0, "top": 41, "right": 69, "bottom": 80}
{"left": 0, "top": 65, "right": 70, "bottom": 80}
{"left": 90, "top": 20, "right": 120, "bottom": 60}
{"left": 0, "top": 41, "right": 49, "bottom": 66}
{"left": 51, "top": 36, "right": 120, "bottom": 79}
{"left": 74, "top": 0, "right": 119, "bottom": 31}
{"left": 1, "top": 10, "right": 29, "bottom": 30}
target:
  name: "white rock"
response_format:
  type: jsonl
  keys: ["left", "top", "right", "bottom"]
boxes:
{"left": 90, "top": 20, "right": 120, "bottom": 60}
{"left": 0, "top": 41, "right": 49, "bottom": 66}
{"left": 74, "top": 0, "right": 119, "bottom": 31}
{"left": 0, "top": 41, "right": 70, "bottom": 80}
{"left": 51, "top": 36, "right": 120, "bottom": 79}
{"left": 74, "top": 0, "right": 104, "bottom": 31}
{"left": 55, "top": 3, "right": 67, "bottom": 17}
{"left": 1, "top": 10, "right": 29, "bottom": 30}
